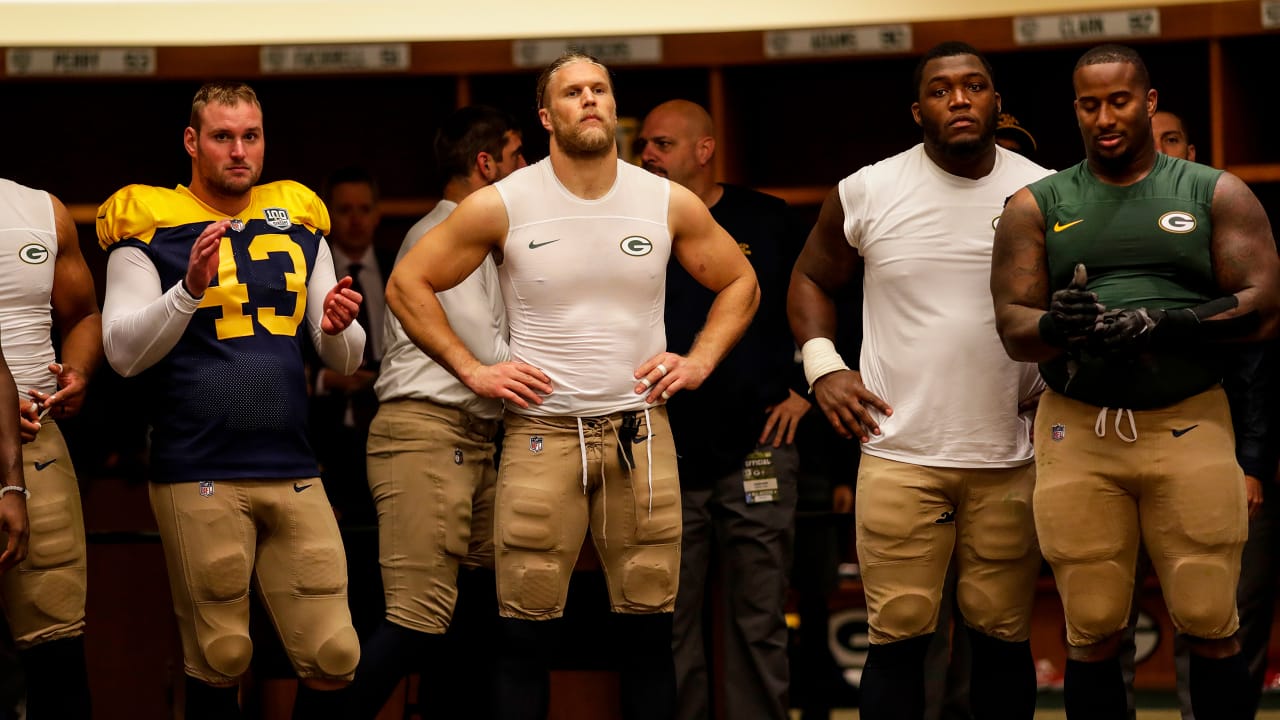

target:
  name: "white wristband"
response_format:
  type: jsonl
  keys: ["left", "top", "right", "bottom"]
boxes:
{"left": 0, "top": 485, "right": 30, "bottom": 501}
{"left": 801, "top": 337, "right": 851, "bottom": 390}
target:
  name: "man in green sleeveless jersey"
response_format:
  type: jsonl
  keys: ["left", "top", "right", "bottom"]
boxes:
{"left": 991, "top": 44, "right": 1280, "bottom": 719}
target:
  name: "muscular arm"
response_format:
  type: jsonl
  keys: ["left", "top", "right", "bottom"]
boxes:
{"left": 307, "top": 239, "right": 365, "bottom": 375}
{"left": 44, "top": 196, "right": 102, "bottom": 415}
{"left": 668, "top": 184, "right": 760, "bottom": 376}
{"left": 0, "top": 334, "right": 29, "bottom": 573}
{"left": 385, "top": 186, "right": 510, "bottom": 388}
{"left": 1206, "top": 172, "right": 1280, "bottom": 339}
{"left": 787, "top": 187, "right": 861, "bottom": 349}
{"left": 991, "top": 187, "right": 1059, "bottom": 362}
{"left": 786, "top": 186, "right": 889, "bottom": 441}
{"left": 0, "top": 345, "right": 23, "bottom": 489}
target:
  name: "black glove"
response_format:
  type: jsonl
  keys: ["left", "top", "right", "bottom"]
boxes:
{"left": 1039, "top": 263, "right": 1105, "bottom": 347}
{"left": 1092, "top": 307, "right": 1162, "bottom": 354}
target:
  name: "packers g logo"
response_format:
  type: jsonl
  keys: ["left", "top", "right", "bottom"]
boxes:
{"left": 19, "top": 243, "right": 49, "bottom": 264}
{"left": 1158, "top": 211, "right": 1197, "bottom": 234}
{"left": 620, "top": 235, "right": 653, "bottom": 257}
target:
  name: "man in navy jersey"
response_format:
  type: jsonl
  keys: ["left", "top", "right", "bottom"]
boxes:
{"left": 98, "top": 81, "right": 367, "bottom": 720}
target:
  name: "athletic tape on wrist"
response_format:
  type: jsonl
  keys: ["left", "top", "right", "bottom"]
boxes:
{"left": 801, "top": 337, "right": 850, "bottom": 390}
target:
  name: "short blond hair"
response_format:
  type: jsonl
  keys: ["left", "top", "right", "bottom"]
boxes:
{"left": 189, "top": 81, "right": 261, "bottom": 131}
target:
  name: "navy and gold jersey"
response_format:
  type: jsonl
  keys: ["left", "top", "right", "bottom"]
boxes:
{"left": 98, "top": 181, "right": 329, "bottom": 483}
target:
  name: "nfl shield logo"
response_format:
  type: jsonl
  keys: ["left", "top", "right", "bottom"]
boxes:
{"left": 530, "top": 436, "right": 544, "bottom": 454}
{"left": 1051, "top": 423, "right": 1066, "bottom": 442}
{"left": 229, "top": 219, "right": 245, "bottom": 232}
{"left": 454, "top": 448, "right": 463, "bottom": 465}
{"left": 264, "top": 207, "right": 291, "bottom": 230}
{"left": 198, "top": 480, "right": 215, "bottom": 497}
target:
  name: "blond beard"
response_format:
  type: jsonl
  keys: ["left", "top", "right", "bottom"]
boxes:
{"left": 552, "top": 114, "right": 616, "bottom": 158}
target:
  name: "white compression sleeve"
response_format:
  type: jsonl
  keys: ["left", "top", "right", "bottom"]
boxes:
{"left": 307, "top": 238, "right": 366, "bottom": 376}
{"left": 101, "top": 246, "right": 201, "bottom": 377}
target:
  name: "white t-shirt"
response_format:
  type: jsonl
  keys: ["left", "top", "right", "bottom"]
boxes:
{"left": 495, "top": 158, "right": 671, "bottom": 417}
{"left": 841, "top": 144, "right": 1051, "bottom": 468}
{"left": 0, "top": 178, "right": 58, "bottom": 397}
{"left": 374, "top": 199, "right": 509, "bottom": 420}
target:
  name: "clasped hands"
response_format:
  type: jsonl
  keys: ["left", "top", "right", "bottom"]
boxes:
{"left": 1049, "top": 263, "right": 1162, "bottom": 355}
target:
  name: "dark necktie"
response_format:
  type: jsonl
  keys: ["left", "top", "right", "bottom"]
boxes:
{"left": 347, "top": 262, "right": 375, "bottom": 368}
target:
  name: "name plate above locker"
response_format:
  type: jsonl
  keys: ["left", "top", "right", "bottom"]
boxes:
{"left": 513, "top": 37, "right": 663, "bottom": 67}
{"left": 1263, "top": 0, "right": 1280, "bottom": 28}
{"left": 6, "top": 47, "right": 155, "bottom": 76}
{"left": 1014, "top": 8, "right": 1161, "bottom": 45}
{"left": 260, "top": 44, "right": 410, "bottom": 74}
{"left": 764, "top": 25, "right": 913, "bottom": 58}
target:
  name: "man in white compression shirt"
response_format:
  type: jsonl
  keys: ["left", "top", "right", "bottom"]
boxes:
{"left": 386, "top": 53, "right": 759, "bottom": 720}
{"left": 0, "top": 176, "right": 87, "bottom": 718}
{"left": 97, "top": 81, "right": 366, "bottom": 720}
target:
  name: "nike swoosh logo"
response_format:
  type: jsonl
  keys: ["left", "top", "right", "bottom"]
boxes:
{"left": 34, "top": 459, "right": 56, "bottom": 471}
{"left": 1171, "top": 424, "right": 1199, "bottom": 438}
{"left": 1053, "top": 219, "right": 1084, "bottom": 232}
{"left": 632, "top": 434, "right": 650, "bottom": 444}
{"left": 293, "top": 482, "right": 313, "bottom": 493}
{"left": 528, "top": 239, "right": 560, "bottom": 249}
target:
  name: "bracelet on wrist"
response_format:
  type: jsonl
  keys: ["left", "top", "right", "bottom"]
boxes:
{"left": 0, "top": 485, "right": 30, "bottom": 501}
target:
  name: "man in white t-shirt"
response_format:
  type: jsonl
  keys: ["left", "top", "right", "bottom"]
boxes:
{"left": 386, "top": 53, "right": 759, "bottom": 720}
{"left": 346, "top": 104, "right": 525, "bottom": 719}
{"left": 788, "top": 41, "right": 1051, "bottom": 720}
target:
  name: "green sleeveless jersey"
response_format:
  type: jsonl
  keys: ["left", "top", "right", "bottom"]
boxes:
{"left": 1027, "top": 153, "right": 1225, "bottom": 409}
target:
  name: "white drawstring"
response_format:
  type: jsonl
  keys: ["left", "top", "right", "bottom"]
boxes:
{"left": 575, "top": 410, "right": 657, "bottom": 547}
{"left": 576, "top": 417, "right": 588, "bottom": 494}
{"left": 1094, "top": 407, "right": 1138, "bottom": 443}
{"left": 600, "top": 454, "right": 608, "bottom": 548}
{"left": 644, "top": 407, "right": 653, "bottom": 516}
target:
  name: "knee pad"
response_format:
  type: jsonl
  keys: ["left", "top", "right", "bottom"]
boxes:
{"left": 313, "top": 625, "right": 361, "bottom": 678}
{"left": 875, "top": 591, "right": 936, "bottom": 641}
{"left": 1056, "top": 561, "right": 1132, "bottom": 644}
{"left": 620, "top": 545, "right": 677, "bottom": 610}
{"left": 3, "top": 567, "right": 86, "bottom": 647}
{"left": 1166, "top": 558, "right": 1238, "bottom": 638}
{"left": 501, "top": 554, "right": 563, "bottom": 616}
{"left": 203, "top": 633, "right": 253, "bottom": 678}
